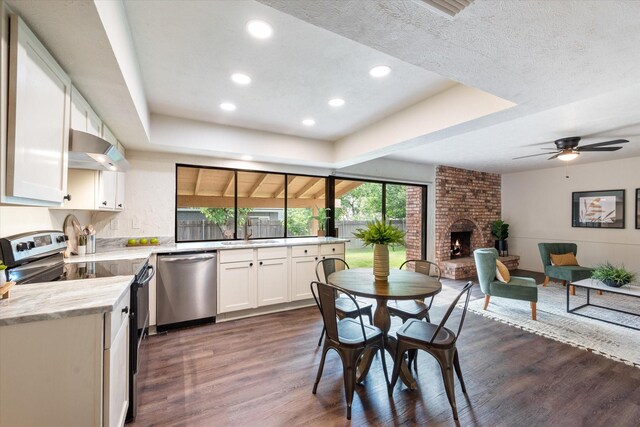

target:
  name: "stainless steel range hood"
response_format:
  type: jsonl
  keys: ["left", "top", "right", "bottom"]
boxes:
{"left": 68, "top": 129, "right": 129, "bottom": 172}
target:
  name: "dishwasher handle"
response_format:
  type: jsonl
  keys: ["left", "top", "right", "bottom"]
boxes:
{"left": 159, "top": 254, "right": 217, "bottom": 263}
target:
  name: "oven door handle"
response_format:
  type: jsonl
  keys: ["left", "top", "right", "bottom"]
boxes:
{"left": 137, "top": 265, "right": 155, "bottom": 286}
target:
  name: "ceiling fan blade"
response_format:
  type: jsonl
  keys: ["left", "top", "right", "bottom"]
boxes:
{"left": 578, "top": 146, "right": 623, "bottom": 152}
{"left": 513, "top": 152, "right": 557, "bottom": 160}
{"left": 547, "top": 153, "right": 561, "bottom": 160}
{"left": 578, "top": 139, "right": 629, "bottom": 149}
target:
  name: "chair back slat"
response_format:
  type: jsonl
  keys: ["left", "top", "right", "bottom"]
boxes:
{"left": 310, "top": 281, "right": 367, "bottom": 344}
{"left": 400, "top": 259, "right": 441, "bottom": 279}
{"left": 429, "top": 281, "right": 474, "bottom": 345}
{"left": 316, "top": 258, "right": 349, "bottom": 283}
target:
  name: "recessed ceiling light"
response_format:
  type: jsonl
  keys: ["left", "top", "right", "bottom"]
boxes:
{"left": 231, "top": 73, "right": 251, "bottom": 85}
{"left": 246, "top": 20, "right": 273, "bottom": 39}
{"left": 220, "top": 102, "right": 236, "bottom": 111}
{"left": 302, "top": 118, "right": 316, "bottom": 126}
{"left": 369, "top": 65, "right": 391, "bottom": 78}
{"left": 328, "top": 98, "right": 345, "bottom": 107}
{"left": 241, "top": 155, "right": 253, "bottom": 161}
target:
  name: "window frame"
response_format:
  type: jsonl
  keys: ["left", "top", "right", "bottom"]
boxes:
{"left": 174, "top": 163, "right": 327, "bottom": 243}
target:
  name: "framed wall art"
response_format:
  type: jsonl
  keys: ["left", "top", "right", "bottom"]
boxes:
{"left": 572, "top": 189, "right": 625, "bottom": 229}
{"left": 636, "top": 189, "right": 640, "bottom": 229}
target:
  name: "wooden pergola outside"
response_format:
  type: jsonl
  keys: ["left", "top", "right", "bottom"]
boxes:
{"left": 176, "top": 166, "right": 364, "bottom": 233}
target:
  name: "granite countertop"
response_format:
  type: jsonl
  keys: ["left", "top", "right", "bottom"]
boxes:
{"left": 0, "top": 276, "right": 133, "bottom": 326}
{"left": 68, "top": 237, "right": 349, "bottom": 263}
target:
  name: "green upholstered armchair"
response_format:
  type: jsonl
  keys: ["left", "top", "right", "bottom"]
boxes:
{"left": 473, "top": 248, "right": 538, "bottom": 320}
{"left": 537, "top": 243, "right": 593, "bottom": 295}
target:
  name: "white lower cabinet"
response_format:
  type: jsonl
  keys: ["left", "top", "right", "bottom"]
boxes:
{"left": 218, "top": 243, "right": 344, "bottom": 314}
{"left": 257, "top": 247, "right": 289, "bottom": 306}
{"left": 218, "top": 247, "right": 290, "bottom": 313}
{"left": 290, "top": 256, "right": 318, "bottom": 300}
{"left": 219, "top": 260, "right": 256, "bottom": 313}
{"left": 0, "top": 290, "right": 130, "bottom": 427}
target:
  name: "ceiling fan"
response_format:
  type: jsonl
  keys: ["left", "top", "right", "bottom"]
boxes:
{"left": 513, "top": 136, "right": 629, "bottom": 161}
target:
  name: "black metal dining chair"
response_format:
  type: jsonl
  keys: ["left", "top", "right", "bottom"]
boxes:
{"left": 310, "top": 281, "right": 390, "bottom": 420}
{"left": 315, "top": 258, "right": 373, "bottom": 346}
{"left": 388, "top": 259, "right": 441, "bottom": 323}
{"left": 389, "top": 281, "right": 474, "bottom": 421}
{"left": 387, "top": 260, "right": 441, "bottom": 369}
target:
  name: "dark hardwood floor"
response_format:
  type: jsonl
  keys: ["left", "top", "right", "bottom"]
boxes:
{"left": 132, "top": 271, "right": 640, "bottom": 426}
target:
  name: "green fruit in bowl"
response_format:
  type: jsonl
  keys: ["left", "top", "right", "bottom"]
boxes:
{"left": 150, "top": 237, "right": 159, "bottom": 244}
{"left": 128, "top": 238, "right": 137, "bottom": 245}
{"left": 140, "top": 238, "right": 149, "bottom": 245}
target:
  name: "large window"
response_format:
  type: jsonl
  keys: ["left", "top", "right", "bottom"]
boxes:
{"left": 334, "top": 178, "right": 425, "bottom": 268}
{"left": 237, "top": 171, "right": 285, "bottom": 239}
{"left": 175, "top": 165, "right": 326, "bottom": 242}
{"left": 287, "top": 176, "right": 326, "bottom": 237}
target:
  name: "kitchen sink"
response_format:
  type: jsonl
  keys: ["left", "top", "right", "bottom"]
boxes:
{"left": 220, "top": 239, "right": 281, "bottom": 245}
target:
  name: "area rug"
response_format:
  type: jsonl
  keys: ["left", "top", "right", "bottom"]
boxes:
{"left": 464, "top": 281, "right": 640, "bottom": 368}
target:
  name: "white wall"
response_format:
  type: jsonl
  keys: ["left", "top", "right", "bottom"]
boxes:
{"left": 0, "top": 207, "right": 91, "bottom": 237}
{"left": 502, "top": 156, "right": 640, "bottom": 274}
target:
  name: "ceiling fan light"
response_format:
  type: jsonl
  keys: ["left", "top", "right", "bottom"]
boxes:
{"left": 558, "top": 151, "right": 579, "bottom": 161}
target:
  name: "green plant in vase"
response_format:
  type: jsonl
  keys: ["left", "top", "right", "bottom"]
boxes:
{"left": 591, "top": 263, "right": 636, "bottom": 287}
{"left": 0, "top": 260, "right": 7, "bottom": 285}
{"left": 353, "top": 219, "right": 405, "bottom": 281}
{"left": 490, "top": 219, "right": 509, "bottom": 256}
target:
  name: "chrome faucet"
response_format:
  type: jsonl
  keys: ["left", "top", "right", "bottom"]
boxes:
{"left": 244, "top": 218, "right": 253, "bottom": 241}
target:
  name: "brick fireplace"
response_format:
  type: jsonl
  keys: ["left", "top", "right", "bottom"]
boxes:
{"left": 434, "top": 166, "right": 516, "bottom": 279}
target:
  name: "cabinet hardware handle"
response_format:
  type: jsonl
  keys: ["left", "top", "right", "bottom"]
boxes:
{"left": 332, "top": 248, "right": 335, "bottom": 252}
{"left": 322, "top": 256, "right": 326, "bottom": 260}
{"left": 249, "top": 262, "right": 253, "bottom": 267}
{"left": 118, "top": 204, "right": 123, "bottom": 208}
{"left": 315, "top": 257, "right": 318, "bottom": 260}
{"left": 63, "top": 194, "right": 72, "bottom": 201}
{"left": 122, "top": 307, "right": 129, "bottom": 314}
{"left": 304, "top": 249, "right": 308, "bottom": 253}
{"left": 259, "top": 261, "right": 263, "bottom": 266}
{"left": 102, "top": 201, "right": 107, "bottom": 206}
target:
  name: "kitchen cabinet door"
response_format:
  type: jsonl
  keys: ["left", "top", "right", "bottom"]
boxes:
{"left": 257, "top": 258, "right": 289, "bottom": 306}
{"left": 71, "top": 85, "right": 102, "bottom": 136}
{"left": 219, "top": 261, "right": 257, "bottom": 313}
{"left": 103, "top": 313, "right": 129, "bottom": 427}
{"left": 115, "top": 172, "right": 126, "bottom": 210}
{"left": 99, "top": 171, "right": 118, "bottom": 210}
{"left": 290, "top": 255, "right": 318, "bottom": 301}
{"left": 5, "top": 14, "right": 70, "bottom": 205}
{"left": 102, "top": 124, "right": 118, "bottom": 146}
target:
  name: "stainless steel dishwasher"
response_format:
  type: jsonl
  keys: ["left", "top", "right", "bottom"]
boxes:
{"left": 156, "top": 251, "right": 217, "bottom": 330}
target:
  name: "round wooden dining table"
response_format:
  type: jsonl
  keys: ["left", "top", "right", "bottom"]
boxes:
{"left": 328, "top": 268, "right": 442, "bottom": 389}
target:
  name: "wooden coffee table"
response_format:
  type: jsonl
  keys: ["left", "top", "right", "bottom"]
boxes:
{"left": 568, "top": 278, "right": 640, "bottom": 331}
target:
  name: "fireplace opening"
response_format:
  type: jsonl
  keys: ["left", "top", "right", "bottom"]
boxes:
{"left": 450, "top": 231, "right": 472, "bottom": 258}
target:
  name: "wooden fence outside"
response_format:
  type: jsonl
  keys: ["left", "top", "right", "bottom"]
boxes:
{"left": 177, "top": 219, "right": 406, "bottom": 246}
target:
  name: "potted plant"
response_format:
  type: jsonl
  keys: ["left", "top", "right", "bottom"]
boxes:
{"left": 591, "top": 263, "right": 636, "bottom": 287}
{"left": 491, "top": 219, "right": 509, "bottom": 256}
{"left": 312, "top": 207, "right": 331, "bottom": 237}
{"left": 353, "top": 219, "right": 405, "bottom": 281}
{"left": 0, "top": 261, "right": 7, "bottom": 285}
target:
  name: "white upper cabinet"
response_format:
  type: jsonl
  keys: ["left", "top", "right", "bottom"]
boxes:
{"left": 70, "top": 85, "right": 102, "bottom": 136}
{"left": 101, "top": 124, "right": 118, "bottom": 146}
{"left": 3, "top": 14, "right": 71, "bottom": 206}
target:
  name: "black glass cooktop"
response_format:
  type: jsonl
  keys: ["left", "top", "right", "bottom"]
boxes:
{"left": 9, "top": 254, "right": 147, "bottom": 285}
